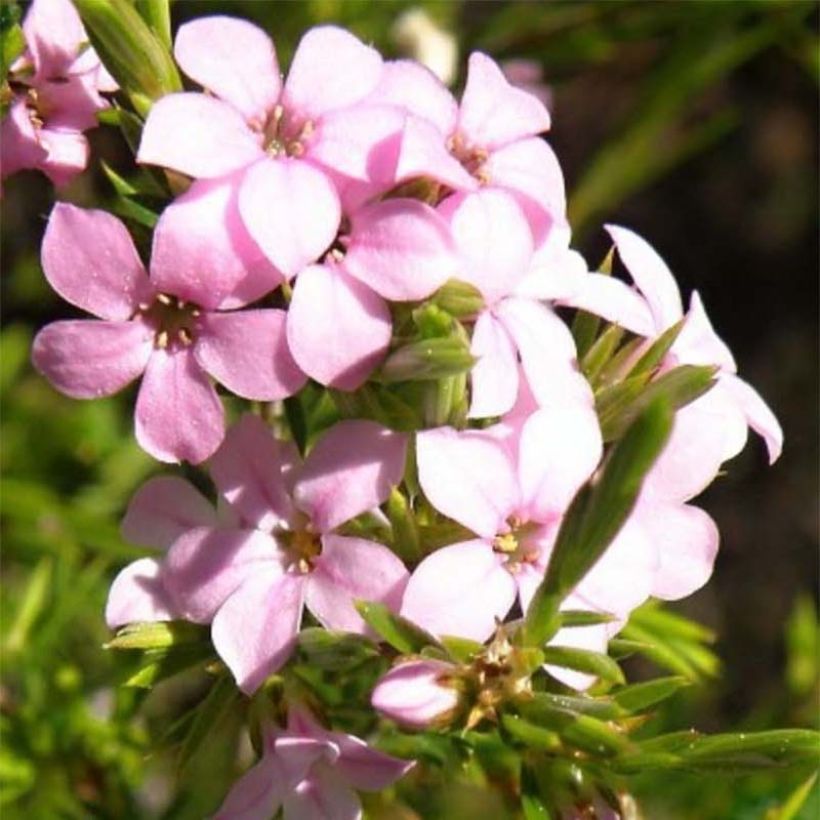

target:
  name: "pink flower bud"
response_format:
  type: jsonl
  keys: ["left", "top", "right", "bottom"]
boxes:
{"left": 372, "top": 659, "right": 462, "bottom": 729}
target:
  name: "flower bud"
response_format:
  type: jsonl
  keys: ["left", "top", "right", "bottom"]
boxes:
{"left": 372, "top": 660, "right": 462, "bottom": 729}
{"left": 377, "top": 337, "right": 475, "bottom": 384}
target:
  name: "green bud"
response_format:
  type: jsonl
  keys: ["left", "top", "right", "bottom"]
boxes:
{"left": 377, "top": 337, "right": 475, "bottom": 383}
{"left": 431, "top": 278, "right": 485, "bottom": 318}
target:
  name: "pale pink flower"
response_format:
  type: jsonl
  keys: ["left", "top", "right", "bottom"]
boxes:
{"left": 371, "top": 659, "right": 461, "bottom": 729}
{"left": 1, "top": 0, "right": 116, "bottom": 186}
{"left": 137, "top": 18, "right": 417, "bottom": 277}
{"left": 501, "top": 59, "right": 553, "bottom": 110}
{"left": 215, "top": 706, "right": 413, "bottom": 820}
{"left": 605, "top": 225, "right": 783, "bottom": 468}
{"left": 161, "top": 414, "right": 409, "bottom": 693}
{"left": 287, "top": 197, "right": 456, "bottom": 389}
{"left": 368, "top": 51, "right": 562, "bottom": 240}
{"left": 438, "top": 188, "right": 591, "bottom": 418}
{"left": 31, "top": 203, "right": 305, "bottom": 463}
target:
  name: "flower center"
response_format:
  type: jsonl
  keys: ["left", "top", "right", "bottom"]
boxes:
{"left": 283, "top": 528, "right": 322, "bottom": 574}
{"left": 492, "top": 517, "right": 540, "bottom": 574}
{"left": 138, "top": 294, "right": 202, "bottom": 350}
{"left": 259, "top": 104, "right": 315, "bottom": 158}
{"left": 448, "top": 132, "right": 490, "bottom": 184}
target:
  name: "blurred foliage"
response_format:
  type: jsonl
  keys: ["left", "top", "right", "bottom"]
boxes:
{"left": 1, "top": 0, "right": 818, "bottom": 817}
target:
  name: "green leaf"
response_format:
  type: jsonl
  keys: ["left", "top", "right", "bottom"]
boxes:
{"left": 108, "top": 194, "right": 159, "bottom": 229}
{"left": 611, "top": 676, "right": 690, "bottom": 713}
{"left": 1, "top": 25, "right": 24, "bottom": 80}
{"left": 105, "top": 620, "right": 209, "bottom": 651}
{"left": 627, "top": 318, "right": 686, "bottom": 379}
{"left": 123, "top": 644, "right": 215, "bottom": 688}
{"left": 297, "top": 628, "right": 379, "bottom": 671}
{"left": 440, "top": 635, "right": 484, "bottom": 663}
{"left": 529, "top": 692, "right": 624, "bottom": 721}
{"left": 581, "top": 324, "right": 625, "bottom": 382}
{"left": 523, "top": 398, "right": 673, "bottom": 646}
{"left": 766, "top": 772, "right": 819, "bottom": 820}
{"left": 376, "top": 337, "right": 475, "bottom": 383}
{"left": 134, "top": 0, "right": 171, "bottom": 50}
{"left": 386, "top": 488, "right": 421, "bottom": 563}
{"left": 541, "top": 645, "right": 625, "bottom": 685}
{"left": 355, "top": 601, "right": 442, "bottom": 654}
{"left": 559, "top": 609, "right": 618, "bottom": 628}
{"left": 74, "top": 0, "right": 181, "bottom": 116}
{"left": 4, "top": 558, "right": 52, "bottom": 653}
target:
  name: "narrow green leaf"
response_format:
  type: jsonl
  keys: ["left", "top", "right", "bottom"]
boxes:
{"left": 4, "top": 558, "right": 52, "bottom": 653}
{"left": 440, "top": 635, "right": 484, "bottom": 663}
{"left": 766, "top": 772, "right": 819, "bottom": 820}
{"left": 582, "top": 324, "right": 625, "bottom": 382}
{"left": 611, "top": 676, "right": 689, "bottom": 713}
{"left": 560, "top": 609, "right": 618, "bottom": 628}
{"left": 387, "top": 488, "right": 421, "bottom": 563}
{"left": 102, "top": 160, "right": 167, "bottom": 198}
{"left": 109, "top": 194, "right": 159, "bottom": 228}
{"left": 134, "top": 0, "right": 172, "bottom": 50}
{"left": 530, "top": 692, "right": 624, "bottom": 721}
{"left": 106, "top": 620, "right": 209, "bottom": 651}
{"left": 523, "top": 398, "right": 673, "bottom": 646}
{"left": 541, "top": 645, "right": 625, "bottom": 685}
{"left": 355, "top": 601, "right": 442, "bottom": 654}
{"left": 123, "top": 644, "right": 215, "bottom": 688}
{"left": 608, "top": 638, "right": 652, "bottom": 660}
{"left": 297, "top": 628, "right": 378, "bottom": 670}
{"left": 627, "top": 318, "right": 686, "bottom": 379}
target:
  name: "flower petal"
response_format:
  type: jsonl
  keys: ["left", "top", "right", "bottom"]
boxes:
{"left": 23, "top": 0, "right": 87, "bottom": 77}
{"left": 195, "top": 309, "right": 306, "bottom": 401}
{"left": 517, "top": 403, "right": 602, "bottom": 520}
{"left": 282, "top": 768, "right": 361, "bottom": 820}
{"left": 134, "top": 347, "right": 224, "bottom": 464}
{"left": 138, "top": 93, "right": 263, "bottom": 178}
{"left": 121, "top": 476, "right": 217, "bottom": 549}
{"left": 214, "top": 755, "right": 286, "bottom": 820}
{"left": 344, "top": 198, "right": 457, "bottom": 301}
{"left": 675, "top": 291, "right": 737, "bottom": 372}
{"left": 0, "top": 99, "right": 48, "bottom": 179}
{"left": 32, "top": 319, "right": 152, "bottom": 398}
{"left": 164, "top": 526, "right": 283, "bottom": 623}
{"left": 307, "top": 535, "right": 409, "bottom": 633}
{"left": 283, "top": 26, "right": 382, "bottom": 120}
{"left": 334, "top": 733, "right": 415, "bottom": 791}
{"left": 105, "top": 558, "right": 176, "bottom": 628}
{"left": 149, "top": 172, "right": 282, "bottom": 310}
{"left": 468, "top": 310, "right": 519, "bottom": 419}
{"left": 287, "top": 265, "right": 392, "bottom": 390}
{"left": 720, "top": 373, "right": 783, "bottom": 464}
{"left": 605, "top": 224, "right": 683, "bottom": 330}
{"left": 294, "top": 420, "right": 407, "bottom": 532}
{"left": 458, "top": 52, "right": 551, "bottom": 149}
{"left": 38, "top": 129, "right": 89, "bottom": 187}
{"left": 209, "top": 414, "right": 297, "bottom": 532}
{"left": 238, "top": 158, "right": 341, "bottom": 279}
{"left": 41, "top": 203, "right": 150, "bottom": 320}
{"left": 212, "top": 570, "right": 305, "bottom": 694}
{"left": 174, "top": 16, "right": 281, "bottom": 123}
{"left": 401, "top": 540, "right": 517, "bottom": 642}
{"left": 441, "top": 189, "right": 533, "bottom": 305}
{"left": 417, "top": 426, "right": 518, "bottom": 538}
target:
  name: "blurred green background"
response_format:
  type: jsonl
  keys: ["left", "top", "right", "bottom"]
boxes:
{"left": 1, "top": 1, "right": 817, "bottom": 817}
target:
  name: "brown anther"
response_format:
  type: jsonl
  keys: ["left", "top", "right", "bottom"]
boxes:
{"left": 297, "top": 557, "right": 312, "bottom": 574}
{"left": 476, "top": 168, "right": 491, "bottom": 185}
{"left": 156, "top": 330, "right": 169, "bottom": 349}
{"left": 178, "top": 328, "right": 193, "bottom": 346}
{"left": 289, "top": 141, "right": 304, "bottom": 157}
{"left": 190, "top": 308, "right": 201, "bottom": 318}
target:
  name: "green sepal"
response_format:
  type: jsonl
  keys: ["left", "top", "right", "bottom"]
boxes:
{"left": 611, "top": 676, "right": 690, "bottom": 713}
{"left": 429, "top": 278, "right": 485, "bottom": 318}
{"left": 354, "top": 600, "right": 442, "bottom": 654}
{"left": 386, "top": 488, "right": 421, "bottom": 563}
{"left": 376, "top": 337, "right": 475, "bottom": 384}
{"left": 541, "top": 645, "right": 625, "bottom": 685}
{"left": 500, "top": 714, "right": 562, "bottom": 752}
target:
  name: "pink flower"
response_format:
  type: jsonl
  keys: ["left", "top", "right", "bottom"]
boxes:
{"left": 215, "top": 705, "right": 413, "bottom": 820}
{"left": 287, "top": 197, "right": 456, "bottom": 389}
{"left": 369, "top": 51, "right": 562, "bottom": 240}
{"left": 438, "top": 188, "right": 591, "bottom": 418}
{"left": 371, "top": 659, "right": 461, "bottom": 729}
{"left": 31, "top": 203, "right": 305, "bottom": 463}
{"left": 605, "top": 225, "right": 783, "bottom": 467}
{"left": 161, "top": 414, "right": 409, "bottom": 693}
{"left": 1, "top": 0, "right": 116, "bottom": 186}
{"left": 137, "top": 18, "right": 409, "bottom": 277}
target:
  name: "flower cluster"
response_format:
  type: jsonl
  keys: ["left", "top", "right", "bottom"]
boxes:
{"left": 15, "top": 8, "right": 786, "bottom": 819}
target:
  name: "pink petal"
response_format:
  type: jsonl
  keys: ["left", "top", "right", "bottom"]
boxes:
{"left": 134, "top": 347, "right": 224, "bottom": 464}
{"left": 294, "top": 420, "right": 407, "bottom": 533}
{"left": 468, "top": 310, "right": 519, "bottom": 418}
{"left": 105, "top": 558, "right": 175, "bottom": 628}
{"left": 282, "top": 768, "right": 360, "bottom": 820}
{"left": 283, "top": 26, "right": 382, "bottom": 120}
{"left": 344, "top": 199, "right": 457, "bottom": 301}
{"left": 458, "top": 52, "right": 551, "bottom": 150}
{"left": 416, "top": 427, "right": 518, "bottom": 538}
{"left": 400, "top": 540, "right": 517, "bottom": 641}
{"left": 238, "top": 158, "right": 341, "bottom": 279}
{"left": 605, "top": 224, "right": 683, "bottom": 330}
{"left": 486, "top": 137, "right": 565, "bottom": 239}
{"left": 209, "top": 414, "right": 297, "bottom": 533}
{"left": 307, "top": 535, "right": 409, "bottom": 633}
{"left": 441, "top": 189, "right": 533, "bottom": 305}
{"left": 212, "top": 570, "right": 305, "bottom": 694}
{"left": 138, "top": 93, "right": 263, "bottom": 178}
{"left": 38, "top": 129, "right": 89, "bottom": 187}
{"left": 163, "top": 526, "right": 283, "bottom": 623}
{"left": 32, "top": 319, "right": 152, "bottom": 398}
{"left": 517, "top": 403, "right": 603, "bottom": 521}
{"left": 287, "top": 265, "right": 391, "bottom": 390}
{"left": 366, "top": 59, "right": 458, "bottom": 134}
{"left": 638, "top": 502, "right": 719, "bottom": 600}
{"left": 719, "top": 373, "right": 783, "bottom": 464}
{"left": 214, "top": 755, "right": 285, "bottom": 820}
{"left": 515, "top": 222, "right": 585, "bottom": 301}
{"left": 23, "top": 0, "right": 86, "bottom": 77}
{"left": 41, "top": 203, "right": 151, "bottom": 320}
{"left": 195, "top": 309, "right": 306, "bottom": 401}
{"left": 0, "top": 99, "right": 48, "bottom": 179}
{"left": 675, "top": 291, "right": 737, "bottom": 372}
{"left": 334, "top": 733, "right": 415, "bottom": 791}
{"left": 558, "top": 273, "right": 656, "bottom": 337}
{"left": 121, "top": 476, "right": 217, "bottom": 549}
{"left": 174, "top": 16, "right": 281, "bottom": 123}
{"left": 495, "top": 297, "right": 592, "bottom": 408}
{"left": 149, "top": 172, "right": 282, "bottom": 311}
